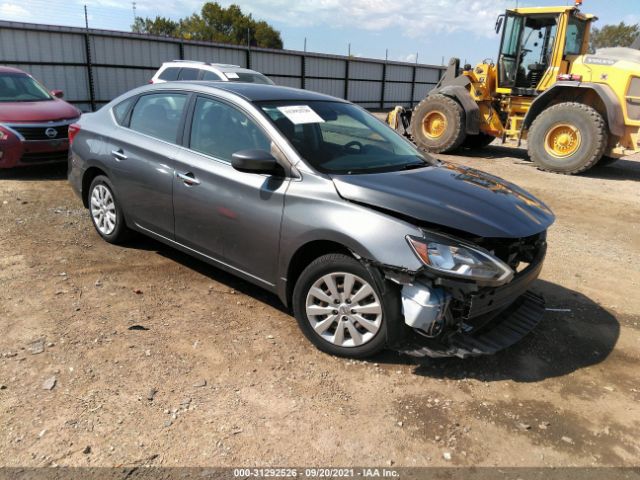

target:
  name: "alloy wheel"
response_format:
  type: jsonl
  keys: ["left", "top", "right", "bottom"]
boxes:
{"left": 305, "top": 272, "right": 383, "bottom": 348}
{"left": 90, "top": 184, "right": 117, "bottom": 235}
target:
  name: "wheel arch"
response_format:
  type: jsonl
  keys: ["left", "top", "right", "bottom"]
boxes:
{"left": 523, "top": 82, "right": 625, "bottom": 138}
{"left": 81, "top": 166, "right": 108, "bottom": 208}
{"left": 282, "top": 240, "right": 355, "bottom": 308}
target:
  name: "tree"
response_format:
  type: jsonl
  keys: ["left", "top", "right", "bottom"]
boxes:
{"left": 131, "top": 2, "right": 283, "bottom": 49}
{"left": 591, "top": 22, "right": 639, "bottom": 49}
{"left": 132, "top": 16, "right": 178, "bottom": 37}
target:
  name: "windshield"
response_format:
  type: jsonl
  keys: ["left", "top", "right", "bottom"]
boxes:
{"left": 227, "top": 72, "right": 274, "bottom": 85}
{"left": 0, "top": 73, "right": 52, "bottom": 102}
{"left": 259, "top": 101, "right": 432, "bottom": 174}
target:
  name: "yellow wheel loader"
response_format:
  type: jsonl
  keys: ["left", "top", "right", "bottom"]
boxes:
{"left": 389, "top": 2, "right": 640, "bottom": 174}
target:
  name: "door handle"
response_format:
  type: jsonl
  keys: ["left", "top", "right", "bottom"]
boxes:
{"left": 111, "top": 149, "right": 127, "bottom": 161}
{"left": 176, "top": 171, "right": 200, "bottom": 186}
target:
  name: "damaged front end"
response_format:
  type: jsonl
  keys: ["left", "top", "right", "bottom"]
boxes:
{"left": 389, "top": 230, "right": 548, "bottom": 358}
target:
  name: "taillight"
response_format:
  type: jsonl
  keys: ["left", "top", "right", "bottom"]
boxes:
{"left": 68, "top": 123, "right": 81, "bottom": 146}
{"left": 557, "top": 74, "right": 583, "bottom": 82}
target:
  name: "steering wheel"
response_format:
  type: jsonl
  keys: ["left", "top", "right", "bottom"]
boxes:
{"left": 343, "top": 141, "right": 363, "bottom": 153}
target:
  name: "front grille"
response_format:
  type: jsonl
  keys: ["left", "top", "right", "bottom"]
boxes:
{"left": 21, "top": 151, "right": 68, "bottom": 163}
{"left": 10, "top": 125, "right": 69, "bottom": 141}
{"left": 473, "top": 231, "right": 547, "bottom": 270}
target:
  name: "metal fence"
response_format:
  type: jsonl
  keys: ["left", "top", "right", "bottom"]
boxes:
{"left": 0, "top": 20, "right": 444, "bottom": 112}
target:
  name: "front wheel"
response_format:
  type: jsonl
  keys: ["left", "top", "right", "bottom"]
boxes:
{"left": 410, "top": 94, "right": 466, "bottom": 153}
{"left": 527, "top": 102, "right": 607, "bottom": 174}
{"left": 292, "top": 253, "right": 395, "bottom": 358}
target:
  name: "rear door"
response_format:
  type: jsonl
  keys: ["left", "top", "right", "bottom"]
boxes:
{"left": 108, "top": 92, "right": 189, "bottom": 238}
{"left": 172, "top": 94, "right": 290, "bottom": 286}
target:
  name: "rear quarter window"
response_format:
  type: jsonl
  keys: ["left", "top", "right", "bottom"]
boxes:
{"left": 158, "top": 67, "right": 180, "bottom": 81}
{"left": 112, "top": 97, "right": 135, "bottom": 125}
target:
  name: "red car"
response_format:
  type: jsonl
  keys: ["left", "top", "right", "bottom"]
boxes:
{"left": 0, "top": 66, "right": 81, "bottom": 168}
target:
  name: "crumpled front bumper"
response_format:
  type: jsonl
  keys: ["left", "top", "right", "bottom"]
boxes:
{"left": 399, "top": 291, "right": 545, "bottom": 358}
{"left": 397, "top": 241, "right": 547, "bottom": 358}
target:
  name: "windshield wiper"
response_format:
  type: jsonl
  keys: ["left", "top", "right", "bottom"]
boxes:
{"left": 401, "top": 162, "right": 428, "bottom": 171}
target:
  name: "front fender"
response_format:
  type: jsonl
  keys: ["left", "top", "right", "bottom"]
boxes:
{"left": 523, "top": 81, "right": 625, "bottom": 137}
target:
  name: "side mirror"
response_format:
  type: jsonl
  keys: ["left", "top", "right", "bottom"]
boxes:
{"left": 495, "top": 15, "right": 504, "bottom": 34}
{"left": 231, "top": 149, "right": 281, "bottom": 174}
{"left": 51, "top": 90, "right": 64, "bottom": 99}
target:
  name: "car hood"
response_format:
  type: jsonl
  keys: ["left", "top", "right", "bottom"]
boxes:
{"left": 331, "top": 163, "right": 555, "bottom": 238}
{"left": 0, "top": 98, "right": 80, "bottom": 123}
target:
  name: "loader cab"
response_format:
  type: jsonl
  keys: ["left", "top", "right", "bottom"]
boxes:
{"left": 496, "top": 7, "right": 592, "bottom": 95}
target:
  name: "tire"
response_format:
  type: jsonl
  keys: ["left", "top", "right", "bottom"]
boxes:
{"left": 410, "top": 94, "right": 466, "bottom": 153}
{"left": 88, "top": 175, "right": 131, "bottom": 244}
{"left": 461, "top": 132, "right": 495, "bottom": 149}
{"left": 292, "top": 253, "right": 398, "bottom": 358}
{"left": 527, "top": 102, "right": 607, "bottom": 175}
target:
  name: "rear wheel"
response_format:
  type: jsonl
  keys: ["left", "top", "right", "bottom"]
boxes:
{"left": 292, "top": 253, "right": 395, "bottom": 358}
{"left": 527, "top": 102, "right": 607, "bottom": 174}
{"left": 88, "top": 175, "right": 131, "bottom": 244}
{"left": 410, "top": 94, "right": 466, "bottom": 153}
{"left": 461, "top": 132, "right": 495, "bottom": 149}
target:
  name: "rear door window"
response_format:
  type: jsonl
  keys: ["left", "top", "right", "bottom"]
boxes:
{"left": 158, "top": 67, "right": 180, "bottom": 81}
{"left": 178, "top": 68, "right": 200, "bottom": 81}
{"left": 128, "top": 93, "right": 188, "bottom": 143}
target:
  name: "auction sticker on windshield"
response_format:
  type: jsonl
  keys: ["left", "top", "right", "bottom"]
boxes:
{"left": 277, "top": 105, "right": 325, "bottom": 124}
{"left": 225, "top": 72, "right": 240, "bottom": 79}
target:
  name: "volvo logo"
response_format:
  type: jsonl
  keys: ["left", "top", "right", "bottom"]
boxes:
{"left": 45, "top": 127, "right": 58, "bottom": 139}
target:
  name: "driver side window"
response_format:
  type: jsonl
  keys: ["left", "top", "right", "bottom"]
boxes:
{"left": 189, "top": 96, "right": 271, "bottom": 162}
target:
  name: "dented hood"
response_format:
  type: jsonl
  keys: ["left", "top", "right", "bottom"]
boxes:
{"left": 331, "top": 163, "right": 555, "bottom": 238}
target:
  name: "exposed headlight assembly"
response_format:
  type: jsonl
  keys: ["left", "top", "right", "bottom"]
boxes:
{"left": 407, "top": 233, "right": 514, "bottom": 286}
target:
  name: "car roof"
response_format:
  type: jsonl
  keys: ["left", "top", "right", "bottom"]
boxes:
{"left": 0, "top": 66, "right": 27, "bottom": 74}
{"left": 156, "top": 81, "right": 347, "bottom": 103}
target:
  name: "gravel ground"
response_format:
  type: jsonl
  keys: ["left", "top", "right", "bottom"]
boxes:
{"left": 0, "top": 146, "right": 639, "bottom": 468}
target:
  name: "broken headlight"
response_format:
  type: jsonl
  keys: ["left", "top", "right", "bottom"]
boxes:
{"left": 407, "top": 233, "right": 514, "bottom": 286}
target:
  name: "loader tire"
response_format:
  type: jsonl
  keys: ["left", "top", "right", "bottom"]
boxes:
{"left": 461, "top": 132, "right": 495, "bottom": 149}
{"left": 410, "top": 94, "right": 466, "bottom": 153}
{"left": 527, "top": 102, "right": 607, "bottom": 175}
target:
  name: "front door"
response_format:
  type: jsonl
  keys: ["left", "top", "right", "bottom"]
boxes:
{"left": 173, "top": 95, "right": 289, "bottom": 287}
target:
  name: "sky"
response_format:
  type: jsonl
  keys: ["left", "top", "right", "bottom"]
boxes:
{"left": 0, "top": 0, "right": 638, "bottom": 65}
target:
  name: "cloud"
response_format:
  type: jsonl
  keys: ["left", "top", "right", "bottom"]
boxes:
{"left": 208, "top": 0, "right": 513, "bottom": 38}
{"left": 0, "top": 2, "right": 31, "bottom": 19}
{"left": 84, "top": 0, "right": 511, "bottom": 38}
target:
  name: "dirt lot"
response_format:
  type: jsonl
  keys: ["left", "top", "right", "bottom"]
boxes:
{"left": 1, "top": 147, "right": 639, "bottom": 468}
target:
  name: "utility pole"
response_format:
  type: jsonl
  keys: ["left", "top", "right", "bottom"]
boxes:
{"left": 348, "top": 43, "right": 351, "bottom": 57}
{"left": 84, "top": 4, "right": 89, "bottom": 29}
{"left": 304, "top": 37, "right": 307, "bottom": 52}
{"left": 415, "top": 52, "right": 419, "bottom": 64}
{"left": 132, "top": 1, "right": 137, "bottom": 22}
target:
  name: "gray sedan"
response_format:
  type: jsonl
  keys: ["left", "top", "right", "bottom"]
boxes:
{"left": 68, "top": 82, "right": 554, "bottom": 358}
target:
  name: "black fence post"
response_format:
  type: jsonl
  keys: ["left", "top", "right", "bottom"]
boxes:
{"left": 301, "top": 54, "right": 306, "bottom": 90}
{"left": 380, "top": 61, "right": 387, "bottom": 110}
{"left": 344, "top": 58, "right": 350, "bottom": 101}
{"left": 410, "top": 65, "right": 417, "bottom": 108}
{"left": 83, "top": 32, "right": 96, "bottom": 112}
{"left": 179, "top": 41, "right": 185, "bottom": 60}
{"left": 246, "top": 47, "right": 251, "bottom": 69}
